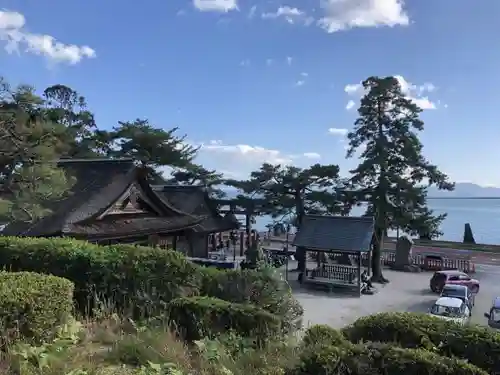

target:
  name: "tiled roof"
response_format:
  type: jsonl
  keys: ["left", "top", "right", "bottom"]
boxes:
{"left": 292, "top": 215, "right": 374, "bottom": 253}
{"left": 67, "top": 215, "right": 202, "bottom": 239}
{"left": 152, "top": 185, "right": 239, "bottom": 233}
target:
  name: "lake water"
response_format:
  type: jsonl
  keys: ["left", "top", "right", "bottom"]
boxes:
{"left": 252, "top": 199, "right": 500, "bottom": 245}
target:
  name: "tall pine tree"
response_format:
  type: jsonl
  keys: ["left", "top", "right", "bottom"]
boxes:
{"left": 346, "top": 76, "right": 454, "bottom": 282}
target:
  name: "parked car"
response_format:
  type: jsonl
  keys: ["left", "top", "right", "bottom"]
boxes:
{"left": 430, "top": 270, "right": 480, "bottom": 293}
{"left": 484, "top": 297, "right": 500, "bottom": 329}
{"left": 440, "top": 284, "right": 474, "bottom": 311}
{"left": 428, "top": 296, "right": 470, "bottom": 325}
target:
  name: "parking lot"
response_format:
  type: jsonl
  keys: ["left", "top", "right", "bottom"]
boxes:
{"left": 288, "top": 264, "right": 500, "bottom": 329}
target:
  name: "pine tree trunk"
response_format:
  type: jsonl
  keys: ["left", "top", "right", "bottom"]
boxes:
{"left": 295, "top": 246, "right": 305, "bottom": 271}
{"left": 294, "top": 193, "right": 305, "bottom": 271}
{"left": 371, "top": 227, "right": 389, "bottom": 283}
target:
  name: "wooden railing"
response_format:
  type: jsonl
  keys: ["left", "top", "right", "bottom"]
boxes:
{"left": 316, "top": 251, "right": 475, "bottom": 274}
{"left": 308, "top": 264, "right": 358, "bottom": 284}
{"left": 380, "top": 252, "right": 475, "bottom": 273}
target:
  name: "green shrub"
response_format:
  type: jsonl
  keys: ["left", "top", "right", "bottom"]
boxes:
{"left": 342, "top": 312, "right": 500, "bottom": 373}
{"left": 0, "top": 236, "right": 202, "bottom": 316}
{"left": 167, "top": 296, "right": 282, "bottom": 342}
{"left": 302, "top": 325, "right": 346, "bottom": 347}
{"left": 200, "top": 266, "right": 303, "bottom": 333}
{"left": 0, "top": 271, "right": 74, "bottom": 343}
{"left": 289, "top": 341, "right": 487, "bottom": 375}
{"left": 0, "top": 237, "right": 303, "bottom": 334}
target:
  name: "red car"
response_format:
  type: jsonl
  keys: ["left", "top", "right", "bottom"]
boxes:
{"left": 430, "top": 270, "right": 480, "bottom": 293}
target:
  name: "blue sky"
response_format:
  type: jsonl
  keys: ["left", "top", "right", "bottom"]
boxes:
{"left": 1, "top": 0, "right": 499, "bottom": 186}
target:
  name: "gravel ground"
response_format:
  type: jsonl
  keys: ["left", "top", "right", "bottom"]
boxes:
{"left": 285, "top": 262, "right": 500, "bottom": 329}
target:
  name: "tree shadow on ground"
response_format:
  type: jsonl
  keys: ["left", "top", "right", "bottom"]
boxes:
{"left": 417, "top": 288, "right": 436, "bottom": 296}
{"left": 288, "top": 279, "right": 365, "bottom": 300}
{"left": 405, "top": 299, "right": 434, "bottom": 313}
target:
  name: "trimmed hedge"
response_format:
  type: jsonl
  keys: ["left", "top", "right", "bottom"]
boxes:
{"left": 167, "top": 296, "right": 282, "bottom": 341}
{"left": 289, "top": 341, "right": 487, "bottom": 375}
{"left": 0, "top": 237, "right": 303, "bottom": 330}
{"left": 0, "top": 237, "right": 203, "bottom": 315}
{"left": 342, "top": 312, "right": 500, "bottom": 374}
{"left": 302, "top": 325, "right": 346, "bottom": 347}
{"left": 0, "top": 271, "right": 74, "bottom": 343}
{"left": 200, "top": 266, "right": 303, "bottom": 333}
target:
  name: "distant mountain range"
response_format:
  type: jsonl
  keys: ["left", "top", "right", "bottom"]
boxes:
{"left": 222, "top": 183, "right": 500, "bottom": 199}
{"left": 428, "top": 183, "right": 500, "bottom": 198}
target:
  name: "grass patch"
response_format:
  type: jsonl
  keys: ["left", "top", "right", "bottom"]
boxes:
{"left": 1, "top": 315, "right": 301, "bottom": 375}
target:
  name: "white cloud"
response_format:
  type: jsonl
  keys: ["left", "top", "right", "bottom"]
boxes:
{"left": 344, "top": 83, "right": 362, "bottom": 95}
{"left": 266, "top": 58, "right": 273, "bottom": 66}
{"left": 318, "top": 0, "right": 409, "bottom": 33}
{"left": 293, "top": 72, "right": 309, "bottom": 87}
{"left": 194, "top": 140, "right": 320, "bottom": 178}
{"left": 286, "top": 56, "right": 293, "bottom": 65}
{"left": 328, "top": 127, "right": 348, "bottom": 136}
{"left": 248, "top": 5, "right": 257, "bottom": 19}
{"left": 239, "top": 59, "right": 250, "bottom": 67}
{"left": 262, "top": 6, "right": 313, "bottom": 25}
{"left": 195, "top": 0, "right": 410, "bottom": 35}
{"left": 0, "top": 10, "right": 95, "bottom": 64}
{"left": 193, "top": 0, "right": 238, "bottom": 12}
{"left": 343, "top": 75, "right": 438, "bottom": 111}
{"left": 394, "top": 75, "right": 436, "bottom": 109}
{"left": 345, "top": 100, "right": 355, "bottom": 110}
{"left": 303, "top": 152, "right": 321, "bottom": 159}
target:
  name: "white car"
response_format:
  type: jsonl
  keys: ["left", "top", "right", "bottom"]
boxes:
{"left": 428, "top": 296, "right": 470, "bottom": 325}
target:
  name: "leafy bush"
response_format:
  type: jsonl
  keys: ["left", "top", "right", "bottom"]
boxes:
{"left": 0, "top": 236, "right": 202, "bottom": 316}
{"left": 167, "top": 296, "right": 282, "bottom": 342}
{"left": 343, "top": 312, "right": 500, "bottom": 373}
{"left": 289, "top": 341, "right": 487, "bottom": 375}
{"left": 200, "top": 266, "right": 303, "bottom": 333}
{"left": 302, "top": 325, "right": 346, "bottom": 347}
{"left": 0, "top": 271, "right": 74, "bottom": 343}
{"left": 0, "top": 237, "right": 303, "bottom": 331}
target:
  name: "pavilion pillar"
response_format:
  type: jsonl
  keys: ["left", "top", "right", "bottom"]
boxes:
{"left": 357, "top": 253, "right": 362, "bottom": 296}
{"left": 239, "top": 232, "right": 244, "bottom": 256}
{"left": 367, "top": 250, "right": 372, "bottom": 276}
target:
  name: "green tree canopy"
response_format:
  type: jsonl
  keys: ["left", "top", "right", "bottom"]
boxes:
{"left": 227, "top": 163, "right": 347, "bottom": 224}
{"left": 0, "top": 78, "right": 74, "bottom": 223}
{"left": 227, "top": 162, "right": 347, "bottom": 270}
{"left": 346, "top": 76, "right": 454, "bottom": 281}
{"left": 42, "top": 84, "right": 99, "bottom": 158}
{"left": 170, "top": 164, "right": 226, "bottom": 198}
{"left": 100, "top": 119, "right": 199, "bottom": 183}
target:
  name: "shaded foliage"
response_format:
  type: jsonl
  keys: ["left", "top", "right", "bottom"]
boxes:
{"left": 170, "top": 164, "right": 226, "bottom": 198}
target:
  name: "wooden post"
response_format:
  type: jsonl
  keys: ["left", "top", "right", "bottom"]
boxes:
{"left": 148, "top": 234, "right": 159, "bottom": 247}
{"left": 367, "top": 250, "right": 372, "bottom": 276}
{"left": 357, "top": 253, "right": 362, "bottom": 296}
{"left": 299, "top": 248, "right": 307, "bottom": 284}
{"left": 244, "top": 209, "right": 251, "bottom": 256}
{"left": 239, "top": 231, "right": 244, "bottom": 256}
